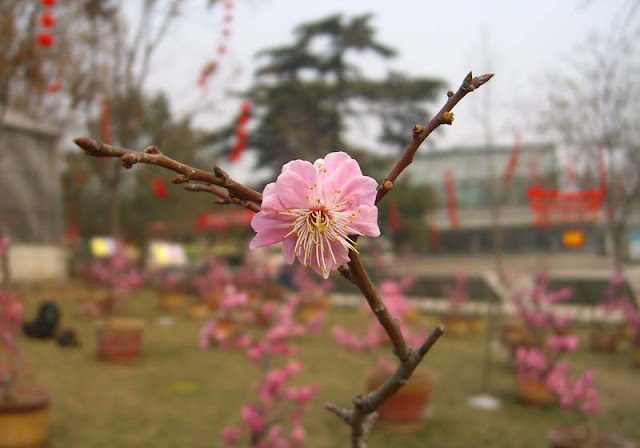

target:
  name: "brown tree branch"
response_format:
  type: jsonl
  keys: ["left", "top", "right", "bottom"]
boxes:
{"left": 325, "top": 323, "right": 445, "bottom": 448}
{"left": 375, "top": 71, "right": 494, "bottom": 205}
{"left": 184, "top": 183, "right": 261, "bottom": 212}
{"left": 72, "top": 137, "right": 263, "bottom": 207}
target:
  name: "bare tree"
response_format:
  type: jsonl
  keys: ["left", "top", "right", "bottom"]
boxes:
{"left": 540, "top": 30, "right": 640, "bottom": 271}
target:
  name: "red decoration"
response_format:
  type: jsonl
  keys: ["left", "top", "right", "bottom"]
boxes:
{"left": 428, "top": 225, "right": 440, "bottom": 252}
{"left": 100, "top": 99, "right": 113, "bottom": 145}
{"left": 229, "top": 101, "right": 251, "bottom": 163}
{"left": 74, "top": 171, "right": 85, "bottom": 185}
{"left": 42, "top": 0, "right": 56, "bottom": 6}
{"left": 502, "top": 134, "right": 521, "bottom": 183}
{"left": 37, "top": 33, "right": 54, "bottom": 48}
{"left": 46, "top": 81, "right": 63, "bottom": 93}
{"left": 527, "top": 187, "right": 605, "bottom": 226}
{"left": 224, "top": 0, "right": 234, "bottom": 9}
{"left": 195, "top": 209, "right": 254, "bottom": 232}
{"left": 223, "top": 28, "right": 231, "bottom": 37}
{"left": 217, "top": 44, "right": 227, "bottom": 55}
{"left": 389, "top": 201, "right": 401, "bottom": 233}
{"left": 224, "top": 14, "right": 233, "bottom": 22}
{"left": 40, "top": 13, "right": 56, "bottom": 27}
{"left": 152, "top": 178, "right": 169, "bottom": 199}
{"left": 444, "top": 170, "right": 459, "bottom": 229}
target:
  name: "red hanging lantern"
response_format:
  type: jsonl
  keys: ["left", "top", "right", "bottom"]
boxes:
{"left": 240, "top": 101, "right": 251, "bottom": 115}
{"left": 152, "top": 178, "right": 169, "bottom": 199}
{"left": 42, "top": 0, "right": 56, "bottom": 6}
{"left": 444, "top": 170, "right": 459, "bottom": 229}
{"left": 388, "top": 201, "right": 401, "bottom": 233}
{"left": 74, "top": 171, "right": 85, "bottom": 185}
{"left": 37, "top": 32, "right": 54, "bottom": 48}
{"left": 40, "top": 13, "right": 56, "bottom": 27}
{"left": 46, "top": 80, "right": 63, "bottom": 93}
{"left": 100, "top": 99, "right": 113, "bottom": 145}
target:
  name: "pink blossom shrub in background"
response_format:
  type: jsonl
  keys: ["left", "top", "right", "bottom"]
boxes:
{"left": 0, "top": 290, "right": 23, "bottom": 401}
{"left": 200, "top": 284, "right": 324, "bottom": 446}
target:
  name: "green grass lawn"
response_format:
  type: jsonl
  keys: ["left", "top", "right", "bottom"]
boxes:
{"left": 13, "top": 281, "right": 640, "bottom": 447}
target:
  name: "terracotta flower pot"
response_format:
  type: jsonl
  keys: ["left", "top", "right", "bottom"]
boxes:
{"left": 500, "top": 322, "right": 533, "bottom": 358}
{"left": 0, "top": 386, "right": 50, "bottom": 448}
{"left": 367, "top": 368, "right": 434, "bottom": 429}
{"left": 548, "top": 426, "right": 635, "bottom": 448}
{"left": 96, "top": 318, "right": 144, "bottom": 363}
{"left": 589, "top": 327, "right": 619, "bottom": 353}
{"left": 188, "top": 303, "right": 209, "bottom": 319}
{"left": 442, "top": 314, "right": 471, "bottom": 336}
{"left": 205, "top": 290, "right": 224, "bottom": 310}
{"left": 517, "top": 374, "right": 556, "bottom": 407}
{"left": 157, "top": 292, "right": 185, "bottom": 311}
{"left": 633, "top": 336, "right": 640, "bottom": 368}
{"left": 296, "top": 296, "right": 330, "bottom": 323}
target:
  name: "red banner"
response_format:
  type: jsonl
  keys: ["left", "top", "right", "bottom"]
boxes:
{"left": 444, "top": 170, "right": 459, "bottom": 229}
{"left": 195, "top": 209, "right": 254, "bottom": 231}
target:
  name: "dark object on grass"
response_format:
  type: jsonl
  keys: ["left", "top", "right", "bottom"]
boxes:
{"left": 23, "top": 301, "right": 61, "bottom": 339}
{"left": 57, "top": 328, "right": 80, "bottom": 347}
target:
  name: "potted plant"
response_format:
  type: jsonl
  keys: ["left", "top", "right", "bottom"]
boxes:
{"left": 597, "top": 273, "right": 640, "bottom": 361}
{"left": 200, "top": 293, "right": 322, "bottom": 447}
{"left": 441, "top": 272, "right": 479, "bottom": 336}
{"left": 511, "top": 271, "right": 577, "bottom": 405}
{"left": 590, "top": 273, "right": 633, "bottom": 353}
{"left": 87, "top": 239, "right": 146, "bottom": 362}
{"left": 193, "top": 256, "right": 235, "bottom": 310}
{"left": 333, "top": 282, "right": 434, "bottom": 430}
{"left": 546, "top": 367, "right": 634, "bottom": 447}
{"left": 0, "top": 289, "right": 50, "bottom": 448}
{"left": 153, "top": 268, "right": 187, "bottom": 311}
{"left": 291, "top": 265, "right": 332, "bottom": 323}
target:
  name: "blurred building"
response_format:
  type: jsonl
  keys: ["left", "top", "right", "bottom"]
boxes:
{"left": 0, "top": 109, "right": 66, "bottom": 280}
{"left": 405, "top": 143, "right": 605, "bottom": 256}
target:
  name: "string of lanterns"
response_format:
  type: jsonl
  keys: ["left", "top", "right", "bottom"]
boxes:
{"left": 198, "top": 0, "right": 235, "bottom": 87}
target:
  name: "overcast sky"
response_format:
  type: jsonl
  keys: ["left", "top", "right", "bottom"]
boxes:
{"left": 133, "top": 0, "right": 633, "bottom": 180}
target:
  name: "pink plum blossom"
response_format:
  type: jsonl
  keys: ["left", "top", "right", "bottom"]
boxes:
{"left": 249, "top": 152, "right": 380, "bottom": 278}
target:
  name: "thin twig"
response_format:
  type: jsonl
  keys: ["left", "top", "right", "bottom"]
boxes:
{"left": 375, "top": 72, "right": 494, "bottom": 205}
{"left": 184, "top": 183, "right": 261, "bottom": 212}
{"left": 73, "top": 137, "right": 263, "bottom": 207}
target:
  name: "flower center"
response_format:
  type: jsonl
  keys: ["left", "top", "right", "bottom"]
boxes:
{"left": 285, "top": 204, "right": 358, "bottom": 273}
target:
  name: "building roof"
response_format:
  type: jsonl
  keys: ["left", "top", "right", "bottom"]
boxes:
{"left": 1, "top": 109, "right": 59, "bottom": 138}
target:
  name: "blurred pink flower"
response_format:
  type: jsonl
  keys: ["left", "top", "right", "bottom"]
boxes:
{"left": 222, "top": 426, "right": 242, "bottom": 446}
{"left": 548, "top": 335, "right": 579, "bottom": 352}
{"left": 241, "top": 404, "right": 265, "bottom": 433}
{"left": 290, "top": 425, "right": 306, "bottom": 445}
{"left": 0, "top": 235, "right": 10, "bottom": 258}
{"left": 249, "top": 152, "right": 380, "bottom": 278}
